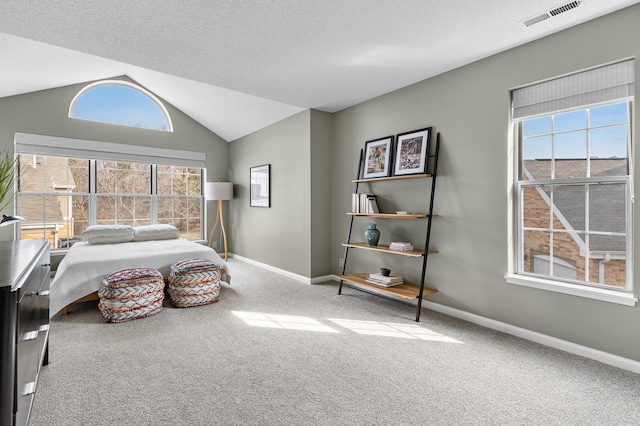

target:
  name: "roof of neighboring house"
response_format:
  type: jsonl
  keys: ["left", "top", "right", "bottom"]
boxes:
{"left": 19, "top": 155, "right": 76, "bottom": 224}
{"left": 523, "top": 158, "right": 627, "bottom": 253}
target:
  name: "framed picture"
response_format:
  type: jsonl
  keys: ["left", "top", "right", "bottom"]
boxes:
{"left": 362, "top": 135, "right": 394, "bottom": 179}
{"left": 250, "top": 164, "right": 270, "bottom": 207}
{"left": 393, "top": 127, "right": 431, "bottom": 176}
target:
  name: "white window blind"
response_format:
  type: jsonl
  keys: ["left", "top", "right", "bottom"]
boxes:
{"left": 512, "top": 59, "right": 635, "bottom": 120}
{"left": 14, "top": 133, "right": 205, "bottom": 168}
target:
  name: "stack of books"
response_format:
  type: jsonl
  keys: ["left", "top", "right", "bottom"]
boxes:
{"left": 366, "top": 273, "right": 404, "bottom": 287}
{"left": 389, "top": 242, "right": 413, "bottom": 251}
{"left": 351, "top": 193, "right": 380, "bottom": 214}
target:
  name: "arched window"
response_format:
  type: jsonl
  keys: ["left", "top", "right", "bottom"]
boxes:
{"left": 69, "top": 80, "right": 173, "bottom": 132}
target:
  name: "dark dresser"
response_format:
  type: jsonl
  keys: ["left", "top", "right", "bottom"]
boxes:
{"left": 0, "top": 240, "right": 50, "bottom": 426}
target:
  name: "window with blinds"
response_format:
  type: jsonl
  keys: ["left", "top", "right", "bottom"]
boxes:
{"left": 510, "top": 59, "right": 634, "bottom": 300}
{"left": 14, "top": 133, "right": 205, "bottom": 249}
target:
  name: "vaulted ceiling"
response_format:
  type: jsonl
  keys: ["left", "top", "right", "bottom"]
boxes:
{"left": 0, "top": 1, "right": 637, "bottom": 141}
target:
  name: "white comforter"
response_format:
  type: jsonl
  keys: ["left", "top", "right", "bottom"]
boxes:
{"left": 50, "top": 238, "right": 229, "bottom": 317}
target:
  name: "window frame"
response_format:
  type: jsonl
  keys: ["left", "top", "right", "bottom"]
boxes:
{"left": 516, "top": 175, "right": 632, "bottom": 287}
{"left": 14, "top": 133, "right": 207, "bottom": 251}
{"left": 69, "top": 80, "right": 174, "bottom": 132}
{"left": 507, "top": 62, "right": 636, "bottom": 306}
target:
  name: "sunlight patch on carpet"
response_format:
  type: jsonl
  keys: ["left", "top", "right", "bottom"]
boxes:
{"left": 231, "top": 311, "right": 463, "bottom": 342}
{"left": 328, "top": 318, "right": 464, "bottom": 343}
{"left": 232, "top": 311, "right": 339, "bottom": 333}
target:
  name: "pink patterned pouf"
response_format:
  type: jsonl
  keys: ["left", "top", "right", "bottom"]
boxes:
{"left": 167, "top": 258, "right": 222, "bottom": 307}
{"left": 98, "top": 267, "right": 165, "bottom": 323}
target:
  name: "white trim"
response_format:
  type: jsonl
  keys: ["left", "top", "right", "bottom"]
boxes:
{"left": 422, "top": 298, "right": 640, "bottom": 375}
{"left": 231, "top": 253, "right": 312, "bottom": 285}
{"left": 506, "top": 274, "right": 637, "bottom": 306}
{"left": 327, "top": 274, "right": 640, "bottom": 374}
{"left": 310, "top": 275, "right": 336, "bottom": 284}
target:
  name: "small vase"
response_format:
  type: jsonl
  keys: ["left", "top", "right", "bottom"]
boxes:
{"left": 365, "top": 223, "right": 380, "bottom": 246}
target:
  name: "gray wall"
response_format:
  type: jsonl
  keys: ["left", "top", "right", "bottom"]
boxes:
{"left": 229, "top": 110, "right": 314, "bottom": 277}
{"left": 310, "top": 110, "right": 333, "bottom": 277}
{"left": 229, "top": 109, "right": 334, "bottom": 279}
{"left": 0, "top": 76, "right": 229, "bottom": 247}
{"left": 331, "top": 5, "right": 640, "bottom": 361}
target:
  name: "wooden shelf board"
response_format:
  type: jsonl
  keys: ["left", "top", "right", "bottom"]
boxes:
{"left": 353, "top": 173, "right": 431, "bottom": 183}
{"left": 347, "top": 212, "right": 428, "bottom": 219}
{"left": 338, "top": 273, "right": 437, "bottom": 300}
{"left": 342, "top": 242, "right": 437, "bottom": 257}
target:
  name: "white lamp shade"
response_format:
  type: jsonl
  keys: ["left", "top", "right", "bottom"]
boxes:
{"left": 205, "top": 182, "right": 233, "bottom": 201}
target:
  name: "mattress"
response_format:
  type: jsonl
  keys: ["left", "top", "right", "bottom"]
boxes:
{"left": 50, "top": 238, "right": 229, "bottom": 317}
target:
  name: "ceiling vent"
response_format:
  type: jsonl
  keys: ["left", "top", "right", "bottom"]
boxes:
{"left": 521, "top": 1, "right": 584, "bottom": 27}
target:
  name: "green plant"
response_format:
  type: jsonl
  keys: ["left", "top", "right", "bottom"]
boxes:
{"left": 0, "top": 149, "right": 18, "bottom": 213}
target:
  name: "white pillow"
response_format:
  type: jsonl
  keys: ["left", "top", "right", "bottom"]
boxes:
{"left": 81, "top": 225, "right": 134, "bottom": 244}
{"left": 133, "top": 224, "right": 179, "bottom": 241}
{"left": 84, "top": 234, "right": 135, "bottom": 245}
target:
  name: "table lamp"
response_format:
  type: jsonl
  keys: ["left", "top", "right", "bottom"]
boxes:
{"left": 205, "top": 182, "right": 233, "bottom": 261}
{"left": 0, "top": 214, "right": 25, "bottom": 227}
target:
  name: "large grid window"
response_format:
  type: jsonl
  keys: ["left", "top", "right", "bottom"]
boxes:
{"left": 157, "top": 165, "right": 202, "bottom": 239}
{"left": 14, "top": 134, "right": 206, "bottom": 250}
{"left": 97, "top": 160, "right": 152, "bottom": 227}
{"left": 511, "top": 60, "right": 634, "bottom": 300}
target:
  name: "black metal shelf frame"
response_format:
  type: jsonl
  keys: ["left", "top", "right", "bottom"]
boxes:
{"left": 338, "top": 133, "right": 441, "bottom": 322}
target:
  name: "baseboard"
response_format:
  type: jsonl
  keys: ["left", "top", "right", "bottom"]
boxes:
{"left": 230, "top": 254, "right": 313, "bottom": 284}
{"left": 329, "top": 274, "right": 640, "bottom": 374}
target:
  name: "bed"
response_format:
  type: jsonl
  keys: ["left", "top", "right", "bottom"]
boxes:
{"left": 50, "top": 238, "right": 230, "bottom": 317}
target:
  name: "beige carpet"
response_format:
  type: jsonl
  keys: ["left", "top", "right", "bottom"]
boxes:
{"left": 31, "top": 259, "right": 640, "bottom": 425}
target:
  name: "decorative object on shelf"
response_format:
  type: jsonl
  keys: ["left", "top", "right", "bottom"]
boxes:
{"left": 352, "top": 193, "right": 380, "bottom": 213}
{"left": 393, "top": 127, "right": 431, "bottom": 176}
{"left": 205, "top": 181, "right": 233, "bottom": 261}
{"left": 380, "top": 267, "right": 391, "bottom": 276}
{"left": 364, "top": 223, "right": 380, "bottom": 246}
{"left": 390, "top": 241, "right": 414, "bottom": 251}
{"left": 250, "top": 164, "right": 270, "bottom": 207}
{"left": 362, "top": 135, "right": 394, "bottom": 179}
{"left": 366, "top": 272, "right": 404, "bottom": 287}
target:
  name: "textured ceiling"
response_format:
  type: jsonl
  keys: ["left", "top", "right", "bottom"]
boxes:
{"left": 0, "top": 0, "right": 638, "bottom": 141}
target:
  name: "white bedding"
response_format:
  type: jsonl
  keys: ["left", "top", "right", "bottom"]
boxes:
{"left": 50, "top": 238, "right": 229, "bottom": 317}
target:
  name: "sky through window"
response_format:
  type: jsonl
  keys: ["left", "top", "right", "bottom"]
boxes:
{"left": 70, "top": 83, "right": 172, "bottom": 131}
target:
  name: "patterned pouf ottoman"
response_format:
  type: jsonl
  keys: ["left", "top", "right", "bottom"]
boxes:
{"left": 167, "top": 258, "right": 222, "bottom": 307}
{"left": 98, "top": 267, "right": 165, "bottom": 323}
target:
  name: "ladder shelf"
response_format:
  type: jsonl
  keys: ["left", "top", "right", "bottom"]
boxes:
{"left": 338, "top": 132, "right": 441, "bottom": 322}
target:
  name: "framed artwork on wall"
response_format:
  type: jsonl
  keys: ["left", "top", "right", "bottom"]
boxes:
{"left": 250, "top": 164, "right": 270, "bottom": 207}
{"left": 393, "top": 127, "right": 431, "bottom": 176}
{"left": 362, "top": 135, "right": 394, "bottom": 179}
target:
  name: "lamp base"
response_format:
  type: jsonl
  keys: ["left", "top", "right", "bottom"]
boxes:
{"left": 207, "top": 200, "right": 228, "bottom": 261}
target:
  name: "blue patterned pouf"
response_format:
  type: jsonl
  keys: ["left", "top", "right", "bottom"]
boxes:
{"left": 168, "top": 258, "right": 222, "bottom": 307}
{"left": 98, "top": 267, "right": 165, "bottom": 323}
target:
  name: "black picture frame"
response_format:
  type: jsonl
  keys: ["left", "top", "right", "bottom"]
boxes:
{"left": 393, "top": 127, "right": 431, "bottom": 176}
{"left": 362, "top": 135, "right": 394, "bottom": 179}
{"left": 250, "top": 164, "right": 270, "bottom": 207}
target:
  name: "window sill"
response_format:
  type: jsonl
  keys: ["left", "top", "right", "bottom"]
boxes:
{"left": 505, "top": 275, "right": 637, "bottom": 306}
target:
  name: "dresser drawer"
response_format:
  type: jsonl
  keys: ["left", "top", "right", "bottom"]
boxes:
{"left": 3, "top": 241, "right": 51, "bottom": 426}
